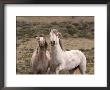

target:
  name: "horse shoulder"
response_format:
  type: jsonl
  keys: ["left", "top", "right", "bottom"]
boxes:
{"left": 31, "top": 50, "right": 38, "bottom": 63}
{"left": 46, "top": 50, "right": 51, "bottom": 61}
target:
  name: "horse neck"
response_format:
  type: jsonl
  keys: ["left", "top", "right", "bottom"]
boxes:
{"left": 39, "top": 47, "right": 46, "bottom": 54}
{"left": 51, "top": 40, "right": 63, "bottom": 58}
{"left": 56, "top": 38, "right": 63, "bottom": 51}
{"left": 59, "top": 39, "right": 63, "bottom": 50}
{"left": 37, "top": 47, "right": 46, "bottom": 58}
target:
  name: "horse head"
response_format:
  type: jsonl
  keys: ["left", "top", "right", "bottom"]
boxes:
{"left": 49, "top": 29, "right": 62, "bottom": 46}
{"left": 36, "top": 34, "right": 48, "bottom": 49}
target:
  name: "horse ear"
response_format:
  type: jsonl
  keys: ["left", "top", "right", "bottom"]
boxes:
{"left": 49, "top": 29, "right": 51, "bottom": 32}
{"left": 36, "top": 37, "right": 39, "bottom": 40}
{"left": 57, "top": 32, "right": 62, "bottom": 38}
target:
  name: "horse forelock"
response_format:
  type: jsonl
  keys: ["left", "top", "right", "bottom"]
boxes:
{"left": 37, "top": 36, "right": 48, "bottom": 49}
{"left": 51, "top": 29, "right": 58, "bottom": 35}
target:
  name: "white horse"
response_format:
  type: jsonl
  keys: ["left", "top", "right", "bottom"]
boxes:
{"left": 31, "top": 35, "right": 50, "bottom": 74}
{"left": 49, "top": 29, "right": 86, "bottom": 74}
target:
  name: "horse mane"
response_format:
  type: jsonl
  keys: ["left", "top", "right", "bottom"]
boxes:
{"left": 59, "top": 39, "right": 63, "bottom": 50}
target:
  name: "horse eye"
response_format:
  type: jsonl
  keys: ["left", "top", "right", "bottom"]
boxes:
{"left": 50, "top": 41, "right": 52, "bottom": 44}
{"left": 53, "top": 41, "right": 55, "bottom": 44}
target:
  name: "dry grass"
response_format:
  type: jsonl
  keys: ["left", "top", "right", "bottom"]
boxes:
{"left": 62, "top": 38, "right": 93, "bottom": 50}
{"left": 16, "top": 37, "right": 94, "bottom": 74}
{"left": 17, "top": 16, "right": 94, "bottom": 23}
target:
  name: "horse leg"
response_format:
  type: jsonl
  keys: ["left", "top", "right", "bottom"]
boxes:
{"left": 49, "top": 64, "right": 56, "bottom": 74}
{"left": 79, "top": 63, "right": 86, "bottom": 74}
{"left": 47, "top": 67, "right": 50, "bottom": 74}
{"left": 69, "top": 66, "right": 80, "bottom": 74}
{"left": 56, "top": 65, "right": 63, "bottom": 74}
{"left": 69, "top": 69, "right": 74, "bottom": 74}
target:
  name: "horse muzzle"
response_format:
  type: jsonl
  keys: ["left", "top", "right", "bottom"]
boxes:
{"left": 50, "top": 41, "right": 55, "bottom": 46}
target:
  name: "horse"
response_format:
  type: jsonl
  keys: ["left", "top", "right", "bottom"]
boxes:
{"left": 31, "top": 34, "right": 50, "bottom": 74}
{"left": 49, "top": 29, "right": 86, "bottom": 74}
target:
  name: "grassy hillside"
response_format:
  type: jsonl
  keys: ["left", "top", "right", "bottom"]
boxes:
{"left": 16, "top": 19, "right": 94, "bottom": 39}
{"left": 17, "top": 16, "right": 94, "bottom": 23}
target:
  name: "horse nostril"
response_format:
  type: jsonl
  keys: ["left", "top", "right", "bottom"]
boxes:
{"left": 50, "top": 41, "right": 52, "bottom": 44}
{"left": 50, "top": 41, "right": 55, "bottom": 46}
{"left": 53, "top": 41, "right": 55, "bottom": 44}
